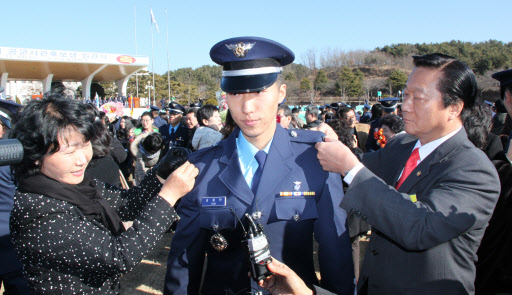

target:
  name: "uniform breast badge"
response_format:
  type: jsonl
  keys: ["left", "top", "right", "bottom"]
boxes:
{"left": 210, "top": 225, "right": 228, "bottom": 252}
{"left": 280, "top": 181, "right": 315, "bottom": 197}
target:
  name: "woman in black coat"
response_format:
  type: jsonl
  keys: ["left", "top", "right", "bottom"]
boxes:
{"left": 9, "top": 94, "right": 198, "bottom": 294}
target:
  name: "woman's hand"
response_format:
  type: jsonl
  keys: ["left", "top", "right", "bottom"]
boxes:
{"left": 158, "top": 161, "right": 199, "bottom": 206}
{"left": 258, "top": 258, "right": 313, "bottom": 295}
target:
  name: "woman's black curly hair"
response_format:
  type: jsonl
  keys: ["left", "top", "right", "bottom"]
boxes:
{"left": 10, "top": 92, "right": 95, "bottom": 178}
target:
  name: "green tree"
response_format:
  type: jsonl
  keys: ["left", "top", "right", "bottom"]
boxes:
{"left": 338, "top": 67, "right": 354, "bottom": 97}
{"left": 299, "top": 78, "right": 312, "bottom": 91}
{"left": 347, "top": 70, "right": 364, "bottom": 97}
{"left": 314, "top": 70, "right": 328, "bottom": 92}
{"left": 285, "top": 72, "right": 297, "bottom": 81}
{"left": 387, "top": 69, "right": 408, "bottom": 95}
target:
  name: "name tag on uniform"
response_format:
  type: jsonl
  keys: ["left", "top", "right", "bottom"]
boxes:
{"left": 202, "top": 197, "right": 226, "bottom": 207}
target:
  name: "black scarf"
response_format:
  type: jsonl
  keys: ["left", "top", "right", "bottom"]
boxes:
{"left": 17, "top": 173, "right": 126, "bottom": 236}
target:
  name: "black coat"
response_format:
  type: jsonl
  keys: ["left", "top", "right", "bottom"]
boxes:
{"left": 9, "top": 170, "right": 178, "bottom": 294}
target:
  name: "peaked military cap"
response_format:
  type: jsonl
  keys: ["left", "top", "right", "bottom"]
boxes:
{"left": 210, "top": 36, "right": 295, "bottom": 93}
{"left": 364, "top": 103, "right": 372, "bottom": 109}
{"left": 168, "top": 102, "right": 185, "bottom": 114}
{"left": 492, "top": 69, "right": 512, "bottom": 99}
{"left": 0, "top": 99, "right": 22, "bottom": 129}
{"left": 190, "top": 102, "right": 202, "bottom": 108}
{"left": 150, "top": 105, "right": 160, "bottom": 112}
{"left": 379, "top": 97, "right": 399, "bottom": 112}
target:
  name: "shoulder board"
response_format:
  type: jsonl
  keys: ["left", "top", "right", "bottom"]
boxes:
{"left": 187, "top": 143, "right": 222, "bottom": 162}
{"left": 287, "top": 129, "right": 324, "bottom": 144}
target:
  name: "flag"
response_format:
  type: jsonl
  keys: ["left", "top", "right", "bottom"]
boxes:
{"left": 129, "top": 94, "right": 134, "bottom": 116}
{"left": 150, "top": 9, "right": 159, "bottom": 33}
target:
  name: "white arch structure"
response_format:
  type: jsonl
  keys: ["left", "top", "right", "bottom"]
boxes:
{"left": 0, "top": 47, "right": 149, "bottom": 98}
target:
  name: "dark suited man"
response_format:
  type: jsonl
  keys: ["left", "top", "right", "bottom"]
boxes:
{"left": 261, "top": 54, "right": 501, "bottom": 295}
{"left": 164, "top": 37, "right": 354, "bottom": 295}
{"left": 159, "top": 102, "right": 189, "bottom": 152}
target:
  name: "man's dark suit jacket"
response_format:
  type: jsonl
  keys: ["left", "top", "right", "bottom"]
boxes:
{"left": 341, "top": 128, "right": 500, "bottom": 295}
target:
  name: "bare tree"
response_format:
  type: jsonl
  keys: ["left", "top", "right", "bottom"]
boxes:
{"left": 363, "top": 78, "right": 386, "bottom": 99}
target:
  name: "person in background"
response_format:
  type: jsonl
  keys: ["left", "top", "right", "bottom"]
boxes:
{"left": 291, "top": 107, "right": 304, "bottom": 129}
{"left": 220, "top": 109, "right": 237, "bottom": 140}
{"left": 134, "top": 112, "right": 158, "bottom": 136}
{"left": 0, "top": 99, "right": 30, "bottom": 294}
{"left": 9, "top": 94, "right": 198, "bottom": 294}
{"left": 191, "top": 104, "right": 223, "bottom": 150}
{"left": 277, "top": 104, "right": 293, "bottom": 129}
{"left": 130, "top": 132, "right": 165, "bottom": 186}
{"left": 84, "top": 105, "right": 126, "bottom": 187}
{"left": 337, "top": 106, "right": 371, "bottom": 152}
{"left": 151, "top": 106, "right": 168, "bottom": 128}
{"left": 360, "top": 103, "right": 372, "bottom": 123}
{"left": 379, "top": 114, "right": 405, "bottom": 143}
{"left": 304, "top": 105, "right": 323, "bottom": 129}
{"left": 462, "top": 99, "right": 503, "bottom": 161}
{"left": 159, "top": 102, "right": 189, "bottom": 152}
{"left": 366, "top": 98, "right": 399, "bottom": 151}
{"left": 474, "top": 68, "right": 512, "bottom": 295}
{"left": 491, "top": 99, "right": 508, "bottom": 136}
{"left": 185, "top": 108, "right": 199, "bottom": 150}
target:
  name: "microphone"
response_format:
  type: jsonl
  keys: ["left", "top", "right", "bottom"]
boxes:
{"left": 0, "top": 139, "right": 23, "bottom": 166}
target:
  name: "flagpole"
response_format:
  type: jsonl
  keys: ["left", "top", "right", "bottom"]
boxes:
{"left": 134, "top": 4, "right": 139, "bottom": 99}
{"left": 151, "top": 12, "right": 155, "bottom": 107}
{"left": 166, "top": 8, "right": 171, "bottom": 101}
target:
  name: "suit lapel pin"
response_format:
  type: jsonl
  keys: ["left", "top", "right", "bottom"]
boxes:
{"left": 416, "top": 171, "right": 421, "bottom": 177}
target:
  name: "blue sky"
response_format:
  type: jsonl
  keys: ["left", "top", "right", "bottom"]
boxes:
{"left": 2, "top": 0, "right": 510, "bottom": 74}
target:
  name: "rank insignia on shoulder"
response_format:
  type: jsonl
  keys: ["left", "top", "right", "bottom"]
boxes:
{"left": 202, "top": 197, "right": 227, "bottom": 207}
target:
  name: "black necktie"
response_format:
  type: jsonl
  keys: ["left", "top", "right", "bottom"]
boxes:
{"left": 251, "top": 150, "right": 267, "bottom": 195}
{"left": 170, "top": 127, "right": 176, "bottom": 142}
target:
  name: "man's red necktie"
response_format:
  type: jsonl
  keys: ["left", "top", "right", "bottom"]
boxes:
{"left": 395, "top": 148, "right": 420, "bottom": 189}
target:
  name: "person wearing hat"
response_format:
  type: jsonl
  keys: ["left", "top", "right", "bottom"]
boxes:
{"left": 365, "top": 97, "right": 400, "bottom": 152}
{"left": 189, "top": 102, "right": 202, "bottom": 109}
{"left": 164, "top": 37, "right": 354, "bottom": 295}
{"left": 360, "top": 103, "right": 372, "bottom": 123}
{"left": 150, "top": 106, "right": 167, "bottom": 128}
{"left": 473, "top": 69, "right": 512, "bottom": 294}
{"left": 0, "top": 99, "right": 30, "bottom": 294}
{"left": 159, "top": 102, "right": 190, "bottom": 152}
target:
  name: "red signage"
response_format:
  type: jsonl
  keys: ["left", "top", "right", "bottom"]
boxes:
{"left": 117, "top": 55, "right": 136, "bottom": 64}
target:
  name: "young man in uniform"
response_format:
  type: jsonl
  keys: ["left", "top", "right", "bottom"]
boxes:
{"left": 164, "top": 37, "right": 354, "bottom": 295}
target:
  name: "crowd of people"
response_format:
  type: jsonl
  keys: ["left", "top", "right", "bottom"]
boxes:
{"left": 0, "top": 36, "right": 511, "bottom": 295}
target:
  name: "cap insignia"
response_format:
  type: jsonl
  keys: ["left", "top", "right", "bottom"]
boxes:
{"left": 225, "top": 42, "right": 256, "bottom": 58}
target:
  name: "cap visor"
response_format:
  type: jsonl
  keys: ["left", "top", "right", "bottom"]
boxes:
{"left": 0, "top": 117, "right": 10, "bottom": 129}
{"left": 221, "top": 73, "right": 278, "bottom": 94}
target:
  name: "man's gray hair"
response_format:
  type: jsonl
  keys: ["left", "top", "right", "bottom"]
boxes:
{"left": 305, "top": 105, "right": 320, "bottom": 119}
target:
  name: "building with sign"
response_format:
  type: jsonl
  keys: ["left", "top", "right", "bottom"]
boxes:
{"left": 0, "top": 47, "right": 149, "bottom": 100}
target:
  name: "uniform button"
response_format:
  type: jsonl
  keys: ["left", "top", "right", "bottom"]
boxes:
{"left": 355, "top": 211, "right": 362, "bottom": 217}
{"left": 293, "top": 214, "right": 300, "bottom": 221}
{"left": 371, "top": 249, "right": 378, "bottom": 256}
{"left": 350, "top": 208, "right": 356, "bottom": 215}
{"left": 362, "top": 215, "right": 367, "bottom": 221}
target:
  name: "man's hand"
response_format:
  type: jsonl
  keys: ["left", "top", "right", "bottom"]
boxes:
{"left": 315, "top": 137, "right": 360, "bottom": 176}
{"left": 258, "top": 258, "right": 313, "bottom": 295}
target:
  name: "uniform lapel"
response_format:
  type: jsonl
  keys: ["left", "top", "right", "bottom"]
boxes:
{"left": 217, "top": 130, "right": 254, "bottom": 206}
{"left": 253, "top": 126, "right": 293, "bottom": 212}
